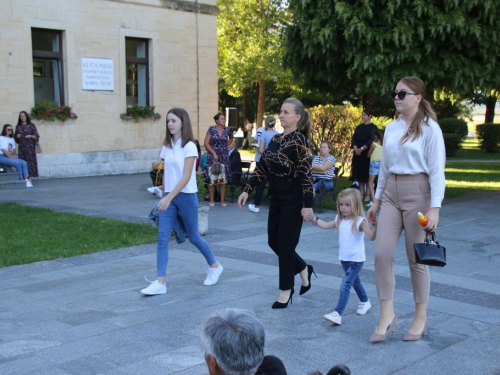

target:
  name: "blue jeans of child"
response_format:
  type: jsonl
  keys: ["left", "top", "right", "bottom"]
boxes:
{"left": 335, "top": 261, "right": 368, "bottom": 316}
{"left": 157, "top": 192, "right": 216, "bottom": 277}
{"left": 0, "top": 154, "right": 29, "bottom": 179}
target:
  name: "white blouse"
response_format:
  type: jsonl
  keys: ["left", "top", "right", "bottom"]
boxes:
{"left": 375, "top": 117, "right": 446, "bottom": 207}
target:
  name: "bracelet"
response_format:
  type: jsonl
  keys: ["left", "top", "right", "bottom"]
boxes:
{"left": 312, "top": 217, "right": 319, "bottom": 226}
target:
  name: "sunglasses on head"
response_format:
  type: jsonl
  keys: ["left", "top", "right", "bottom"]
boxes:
{"left": 390, "top": 91, "right": 419, "bottom": 100}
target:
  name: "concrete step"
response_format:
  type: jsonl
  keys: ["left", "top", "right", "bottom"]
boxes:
{"left": 0, "top": 172, "right": 28, "bottom": 190}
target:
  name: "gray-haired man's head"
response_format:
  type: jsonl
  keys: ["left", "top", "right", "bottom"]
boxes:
{"left": 202, "top": 308, "right": 265, "bottom": 375}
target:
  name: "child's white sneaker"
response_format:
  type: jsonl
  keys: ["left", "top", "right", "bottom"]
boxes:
{"left": 356, "top": 300, "right": 371, "bottom": 315}
{"left": 323, "top": 311, "right": 342, "bottom": 325}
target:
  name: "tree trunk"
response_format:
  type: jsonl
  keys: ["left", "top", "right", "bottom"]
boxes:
{"left": 243, "top": 88, "right": 248, "bottom": 128}
{"left": 485, "top": 95, "right": 497, "bottom": 123}
{"left": 256, "top": 80, "right": 266, "bottom": 129}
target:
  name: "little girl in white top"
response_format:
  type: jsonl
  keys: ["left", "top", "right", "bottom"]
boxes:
{"left": 313, "top": 188, "right": 377, "bottom": 325}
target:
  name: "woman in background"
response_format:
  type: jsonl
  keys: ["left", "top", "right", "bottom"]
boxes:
{"left": 350, "top": 108, "right": 377, "bottom": 201}
{"left": 15, "top": 111, "right": 40, "bottom": 180}
{"left": 204, "top": 113, "right": 233, "bottom": 206}
{"left": 0, "top": 124, "right": 32, "bottom": 187}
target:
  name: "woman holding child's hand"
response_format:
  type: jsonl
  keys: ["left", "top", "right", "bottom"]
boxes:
{"left": 238, "top": 98, "right": 315, "bottom": 309}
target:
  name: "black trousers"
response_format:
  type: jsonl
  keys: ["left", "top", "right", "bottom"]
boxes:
{"left": 268, "top": 177, "right": 307, "bottom": 290}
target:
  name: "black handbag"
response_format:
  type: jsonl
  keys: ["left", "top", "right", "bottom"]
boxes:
{"left": 414, "top": 231, "right": 446, "bottom": 267}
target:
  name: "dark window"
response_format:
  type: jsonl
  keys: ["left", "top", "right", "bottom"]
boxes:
{"left": 125, "top": 38, "right": 150, "bottom": 106}
{"left": 31, "top": 28, "right": 64, "bottom": 105}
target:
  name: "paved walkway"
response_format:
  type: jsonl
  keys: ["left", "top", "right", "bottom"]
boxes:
{"left": 1, "top": 174, "right": 500, "bottom": 374}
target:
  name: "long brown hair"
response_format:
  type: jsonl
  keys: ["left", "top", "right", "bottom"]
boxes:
{"left": 163, "top": 108, "right": 195, "bottom": 148}
{"left": 398, "top": 76, "right": 437, "bottom": 144}
{"left": 283, "top": 98, "right": 311, "bottom": 138}
{"left": 17, "top": 111, "right": 31, "bottom": 125}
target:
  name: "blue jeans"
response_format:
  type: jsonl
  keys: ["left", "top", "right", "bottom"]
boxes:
{"left": 0, "top": 154, "right": 29, "bottom": 179}
{"left": 313, "top": 178, "right": 333, "bottom": 191}
{"left": 335, "top": 261, "right": 368, "bottom": 316}
{"left": 157, "top": 192, "right": 216, "bottom": 277}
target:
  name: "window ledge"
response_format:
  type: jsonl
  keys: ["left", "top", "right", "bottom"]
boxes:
{"left": 120, "top": 113, "right": 162, "bottom": 122}
{"left": 33, "top": 116, "right": 78, "bottom": 124}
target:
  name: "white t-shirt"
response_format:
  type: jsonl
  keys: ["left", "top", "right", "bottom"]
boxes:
{"left": 260, "top": 129, "right": 279, "bottom": 151}
{"left": 375, "top": 117, "right": 445, "bottom": 207}
{"left": 0, "top": 136, "right": 15, "bottom": 155}
{"left": 160, "top": 139, "right": 198, "bottom": 193}
{"left": 336, "top": 215, "right": 366, "bottom": 262}
{"left": 254, "top": 126, "right": 266, "bottom": 161}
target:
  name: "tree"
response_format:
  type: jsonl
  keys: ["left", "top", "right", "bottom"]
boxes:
{"left": 283, "top": 0, "right": 500, "bottom": 120}
{"left": 217, "top": 0, "right": 291, "bottom": 128}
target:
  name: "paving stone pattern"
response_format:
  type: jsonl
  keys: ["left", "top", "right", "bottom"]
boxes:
{"left": 1, "top": 174, "right": 499, "bottom": 374}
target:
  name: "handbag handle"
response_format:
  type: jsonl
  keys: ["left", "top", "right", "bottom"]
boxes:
{"left": 425, "top": 231, "right": 438, "bottom": 245}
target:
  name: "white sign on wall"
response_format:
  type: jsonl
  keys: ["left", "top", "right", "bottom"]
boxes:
{"left": 82, "top": 58, "right": 114, "bottom": 91}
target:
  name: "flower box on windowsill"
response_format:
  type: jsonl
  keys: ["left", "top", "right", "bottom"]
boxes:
{"left": 33, "top": 115, "right": 78, "bottom": 125}
{"left": 120, "top": 113, "right": 162, "bottom": 122}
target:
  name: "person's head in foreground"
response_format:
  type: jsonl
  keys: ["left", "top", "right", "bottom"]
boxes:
{"left": 202, "top": 308, "right": 265, "bottom": 375}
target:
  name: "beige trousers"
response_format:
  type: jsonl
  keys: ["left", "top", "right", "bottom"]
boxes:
{"left": 375, "top": 173, "right": 431, "bottom": 303}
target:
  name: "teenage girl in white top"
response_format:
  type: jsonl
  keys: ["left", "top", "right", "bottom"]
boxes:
{"left": 367, "top": 76, "right": 446, "bottom": 342}
{"left": 313, "top": 188, "right": 377, "bottom": 326}
{"left": 141, "top": 108, "right": 223, "bottom": 296}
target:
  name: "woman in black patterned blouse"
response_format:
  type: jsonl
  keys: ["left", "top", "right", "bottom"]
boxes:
{"left": 238, "top": 98, "right": 315, "bottom": 309}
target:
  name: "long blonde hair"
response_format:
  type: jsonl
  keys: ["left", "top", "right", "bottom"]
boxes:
{"left": 335, "top": 188, "right": 365, "bottom": 234}
{"left": 398, "top": 76, "right": 437, "bottom": 144}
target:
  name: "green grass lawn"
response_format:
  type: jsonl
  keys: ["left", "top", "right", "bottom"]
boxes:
{"left": 0, "top": 202, "right": 158, "bottom": 268}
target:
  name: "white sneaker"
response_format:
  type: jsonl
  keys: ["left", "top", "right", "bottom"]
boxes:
{"left": 203, "top": 263, "right": 223, "bottom": 286}
{"left": 323, "top": 311, "right": 342, "bottom": 325}
{"left": 356, "top": 300, "right": 372, "bottom": 315}
{"left": 154, "top": 187, "right": 163, "bottom": 198}
{"left": 248, "top": 204, "right": 259, "bottom": 213}
{"left": 141, "top": 280, "right": 167, "bottom": 295}
{"left": 26, "top": 180, "right": 33, "bottom": 188}
{"left": 147, "top": 186, "right": 155, "bottom": 194}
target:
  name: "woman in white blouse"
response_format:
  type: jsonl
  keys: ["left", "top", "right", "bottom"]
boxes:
{"left": 367, "top": 76, "right": 445, "bottom": 342}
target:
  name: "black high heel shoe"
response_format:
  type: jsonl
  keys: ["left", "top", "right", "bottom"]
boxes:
{"left": 272, "top": 288, "right": 294, "bottom": 309}
{"left": 299, "top": 265, "right": 317, "bottom": 295}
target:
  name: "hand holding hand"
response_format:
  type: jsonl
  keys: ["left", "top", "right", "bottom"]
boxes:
{"left": 367, "top": 200, "right": 380, "bottom": 225}
{"left": 301, "top": 207, "right": 314, "bottom": 222}
{"left": 237, "top": 192, "right": 248, "bottom": 210}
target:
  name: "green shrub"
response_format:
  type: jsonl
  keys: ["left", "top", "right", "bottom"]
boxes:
{"left": 438, "top": 118, "right": 468, "bottom": 140}
{"left": 443, "top": 134, "right": 462, "bottom": 157}
{"left": 476, "top": 123, "right": 500, "bottom": 153}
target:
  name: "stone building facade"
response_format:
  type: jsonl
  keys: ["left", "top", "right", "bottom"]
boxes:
{"left": 0, "top": 0, "right": 218, "bottom": 177}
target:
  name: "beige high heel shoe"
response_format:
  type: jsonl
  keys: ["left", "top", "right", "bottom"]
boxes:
{"left": 369, "top": 315, "right": 397, "bottom": 342}
{"left": 403, "top": 321, "right": 428, "bottom": 341}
